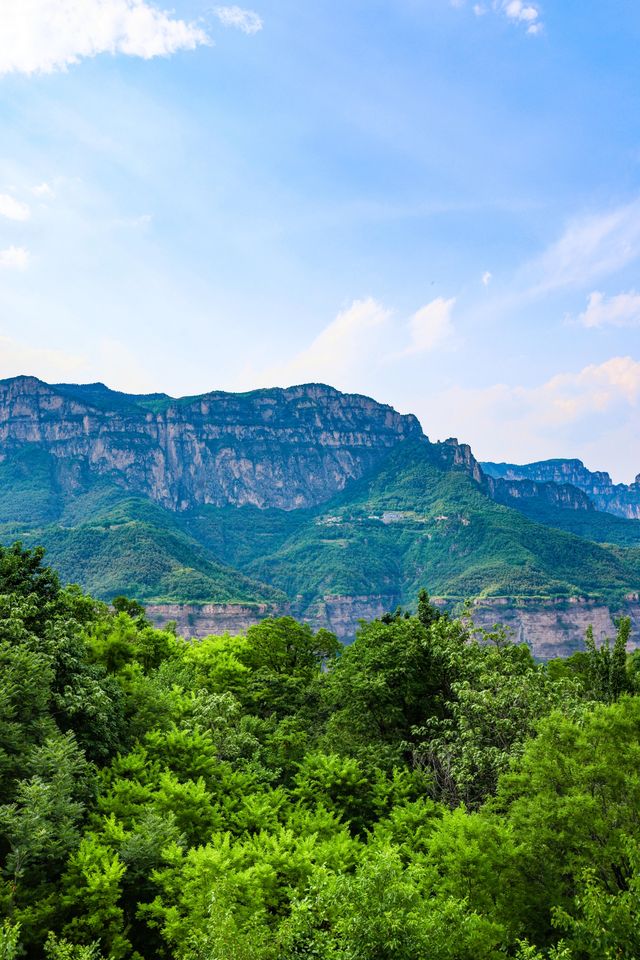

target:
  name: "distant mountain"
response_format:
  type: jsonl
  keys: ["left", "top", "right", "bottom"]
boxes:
{"left": 482, "top": 459, "right": 640, "bottom": 519}
{"left": 1, "top": 375, "right": 640, "bottom": 653}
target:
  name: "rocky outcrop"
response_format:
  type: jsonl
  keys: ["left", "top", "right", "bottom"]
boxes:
{"left": 146, "top": 601, "right": 285, "bottom": 636}
{"left": 146, "top": 594, "right": 400, "bottom": 642}
{"left": 466, "top": 596, "right": 640, "bottom": 660}
{"left": 146, "top": 594, "right": 640, "bottom": 659}
{"left": 0, "top": 376, "right": 422, "bottom": 511}
{"left": 486, "top": 476, "right": 594, "bottom": 512}
{"left": 425, "top": 441, "right": 593, "bottom": 512}
{"left": 482, "top": 459, "right": 640, "bottom": 519}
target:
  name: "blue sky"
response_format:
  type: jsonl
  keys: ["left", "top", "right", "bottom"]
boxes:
{"left": 0, "top": 1, "right": 639, "bottom": 480}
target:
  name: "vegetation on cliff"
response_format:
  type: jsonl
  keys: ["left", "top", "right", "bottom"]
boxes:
{"left": 2, "top": 440, "right": 640, "bottom": 613}
{"left": 1, "top": 543, "right": 639, "bottom": 959}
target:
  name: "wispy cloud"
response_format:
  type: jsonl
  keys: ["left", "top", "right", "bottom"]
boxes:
{"left": 438, "top": 356, "right": 640, "bottom": 480}
{"left": 0, "top": 0, "right": 209, "bottom": 76}
{"left": 463, "top": 0, "right": 543, "bottom": 34}
{"left": 0, "top": 247, "right": 30, "bottom": 270}
{"left": 0, "top": 194, "right": 31, "bottom": 221}
{"left": 261, "top": 295, "right": 458, "bottom": 393}
{"left": 576, "top": 290, "right": 640, "bottom": 329}
{"left": 482, "top": 271, "right": 492, "bottom": 287}
{"left": 271, "top": 298, "right": 393, "bottom": 386}
{"left": 214, "top": 6, "right": 263, "bottom": 35}
{"left": 31, "top": 182, "right": 55, "bottom": 199}
{"left": 517, "top": 198, "right": 640, "bottom": 298}
{"left": 402, "top": 297, "right": 456, "bottom": 356}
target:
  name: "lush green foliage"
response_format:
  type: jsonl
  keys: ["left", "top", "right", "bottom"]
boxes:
{"left": 2, "top": 441, "right": 639, "bottom": 609}
{"left": 2, "top": 543, "right": 640, "bottom": 959}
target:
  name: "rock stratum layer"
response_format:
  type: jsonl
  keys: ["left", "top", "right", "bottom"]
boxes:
{"left": 146, "top": 595, "right": 640, "bottom": 660}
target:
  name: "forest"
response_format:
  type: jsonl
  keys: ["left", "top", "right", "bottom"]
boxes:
{"left": 1, "top": 541, "right": 639, "bottom": 960}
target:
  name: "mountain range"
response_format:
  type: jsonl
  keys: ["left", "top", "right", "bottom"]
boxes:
{"left": 1, "top": 374, "right": 639, "bottom": 657}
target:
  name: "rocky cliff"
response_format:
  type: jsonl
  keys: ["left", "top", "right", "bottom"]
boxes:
{"left": 146, "top": 594, "right": 640, "bottom": 660}
{"left": 482, "top": 459, "right": 640, "bottom": 519}
{"left": 0, "top": 376, "right": 422, "bottom": 510}
{"left": 433, "top": 441, "right": 594, "bottom": 512}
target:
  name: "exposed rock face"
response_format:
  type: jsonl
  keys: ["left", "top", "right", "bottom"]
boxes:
{"left": 146, "top": 595, "right": 400, "bottom": 642}
{"left": 146, "top": 602, "right": 285, "bottom": 636}
{"left": 482, "top": 459, "right": 640, "bottom": 519}
{"left": 433, "top": 442, "right": 593, "bottom": 512}
{"left": 0, "top": 376, "right": 422, "bottom": 510}
{"left": 467, "top": 597, "right": 640, "bottom": 660}
{"left": 147, "top": 595, "right": 640, "bottom": 659}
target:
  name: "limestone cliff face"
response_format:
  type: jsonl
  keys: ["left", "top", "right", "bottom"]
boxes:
{"left": 146, "top": 594, "right": 640, "bottom": 659}
{"left": 467, "top": 596, "right": 640, "bottom": 660}
{"left": 0, "top": 376, "right": 422, "bottom": 510}
{"left": 432, "top": 440, "right": 593, "bottom": 512}
{"left": 146, "top": 594, "right": 400, "bottom": 643}
{"left": 482, "top": 459, "right": 640, "bottom": 519}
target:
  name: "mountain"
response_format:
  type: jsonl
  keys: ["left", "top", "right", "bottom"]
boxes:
{"left": 0, "top": 375, "right": 420, "bottom": 511}
{"left": 482, "top": 459, "right": 640, "bottom": 519}
{"left": 1, "top": 375, "right": 640, "bottom": 656}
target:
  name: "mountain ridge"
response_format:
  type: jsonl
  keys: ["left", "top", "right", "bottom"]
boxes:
{"left": 482, "top": 458, "right": 640, "bottom": 519}
{"left": 1, "top": 375, "right": 640, "bottom": 654}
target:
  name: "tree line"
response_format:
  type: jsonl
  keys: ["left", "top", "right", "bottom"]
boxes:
{"left": 0, "top": 542, "right": 638, "bottom": 959}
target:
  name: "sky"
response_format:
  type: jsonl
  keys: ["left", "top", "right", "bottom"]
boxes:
{"left": 0, "top": 1, "right": 639, "bottom": 481}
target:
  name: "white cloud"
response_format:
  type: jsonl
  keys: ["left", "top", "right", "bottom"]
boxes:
{"left": 0, "top": 247, "right": 30, "bottom": 270}
{"left": 577, "top": 290, "right": 640, "bottom": 329}
{"left": 0, "top": 194, "right": 31, "bottom": 221}
{"left": 0, "top": 0, "right": 209, "bottom": 76}
{"left": 455, "top": 0, "right": 543, "bottom": 33}
{"left": 499, "top": 0, "right": 542, "bottom": 33}
{"left": 522, "top": 198, "right": 640, "bottom": 296}
{"left": 215, "top": 6, "right": 263, "bottom": 34}
{"left": 482, "top": 271, "right": 492, "bottom": 287}
{"left": 271, "top": 298, "right": 392, "bottom": 386}
{"left": 436, "top": 356, "right": 640, "bottom": 480}
{"left": 261, "top": 295, "right": 458, "bottom": 395}
{"left": 403, "top": 297, "right": 456, "bottom": 356}
{"left": 32, "top": 182, "right": 55, "bottom": 199}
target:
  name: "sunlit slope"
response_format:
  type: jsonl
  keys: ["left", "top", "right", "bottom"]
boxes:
{"left": 1, "top": 439, "right": 638, "bottom": 607}
{"left": 244, "top": 441, "right": 640, "bottom": 604}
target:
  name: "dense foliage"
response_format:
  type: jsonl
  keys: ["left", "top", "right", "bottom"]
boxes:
{"left": 2, "top": 440, "right": 639, "bottom": 607}
{"left": 1, "top": 544, "right": 640, "bottom": 959}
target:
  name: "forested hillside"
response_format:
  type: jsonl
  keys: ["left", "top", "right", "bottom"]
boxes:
{"left": 2, "top": 542, "right": 639, "bottom": 960}
{"left": 2, "top": 376, "right": 640, "bottom": 633}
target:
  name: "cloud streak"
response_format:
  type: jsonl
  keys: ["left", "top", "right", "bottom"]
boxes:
{"left": 576, "top": 290, "right": 640, "bottom": 329}
{"left": 0, "top": 247, "right": 30, "bottom": 270}
{"left": 0, "top": 0, "right": 209, "bottom": 76}
{"left": 215, "top": 6, "right": 263, "bottom": 35}
{"left": 402, "top": 297, "right": 456, "bottom": 356}
{"left": 0, "top": 194, "right": 31, "bottom": 221}
{"left": 523, "top": 199, "right": 640, "bottom": 296}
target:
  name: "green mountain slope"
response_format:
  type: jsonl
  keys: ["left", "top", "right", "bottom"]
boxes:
{"left": 0, "top": 450, "right": 283, "bottom": 604}
{"left": 243, "top": 441, "right": 640, "bottom": 605}
{"left": 1, "top": 417, "right": 639, "bottom": 612}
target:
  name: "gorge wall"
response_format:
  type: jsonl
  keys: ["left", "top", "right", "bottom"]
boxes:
{"left": 146, "top": 594, "right": 640, "bottom": 660}
{"left": 0, "top": 376, "right": 422, "bottom": 510}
